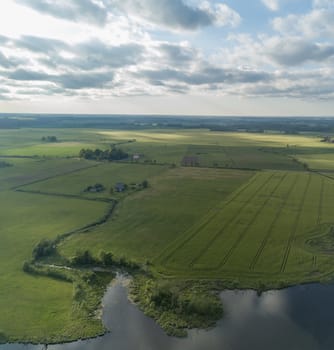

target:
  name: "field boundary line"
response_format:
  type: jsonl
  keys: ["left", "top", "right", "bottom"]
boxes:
{"left": 11, "top": 163, "right": 102, "bottom": 190}
{"left": 154, "top": 171, "right": 261, "bottom": 265}
{"left": 15, "top": 188, "right": 111, "bottom": 203}
{"left": 217, "top": 172, "right": 288, "bottom": 269}
{"left": 317, "top": 178, "right": 324, "bottom": 225}
{"left": 279, "top": 174, "right": 312, "bottom": 273}
{"left": 188, "top": 173, "right": 278, "bottom": 268}
{"left": 249, "top": 174, "right": 299, "bottom": 271}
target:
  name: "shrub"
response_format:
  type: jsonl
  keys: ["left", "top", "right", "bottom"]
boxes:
{"left": 32, "top": 239, "right": 56, "bottom": 261}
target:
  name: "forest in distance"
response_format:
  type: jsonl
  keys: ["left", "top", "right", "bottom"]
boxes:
{"left": 1, "top": 115, "right": 334, "bottom": 343}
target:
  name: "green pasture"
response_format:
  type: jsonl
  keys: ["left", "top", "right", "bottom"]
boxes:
{"left": 2, "top": 127, "right": 334, "bottom": 342}
{"left": 0, "top": 157, "right": 96, "bottom": 190}
{"left": 58, "top": 167, "right": 253, "bottom": 261}
{"left": 154, "top": 171, "right": 334, "bottom": 283}
{"left": 23, "top": 162, "right": 168, "bottom": 199}
{"left": 0, "top": 190, "right": 109, "bottom": 343}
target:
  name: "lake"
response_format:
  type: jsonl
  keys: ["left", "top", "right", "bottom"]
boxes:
{"left": 2, "top": 275, "right": 334, "bottom": 350}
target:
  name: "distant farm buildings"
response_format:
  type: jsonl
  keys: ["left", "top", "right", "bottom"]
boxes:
{"left": 114, "top": 182, "right": 126, "bottom": 192}
{"left": 321, "top": 136, "right": 334, "bottom": 143}
{"left": 181, "top": 156, "right": 199, "bottom": 167}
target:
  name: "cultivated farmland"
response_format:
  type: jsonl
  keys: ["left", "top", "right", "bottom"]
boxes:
{"left": 2, "top": 123, "right": 334, "bottom": 342}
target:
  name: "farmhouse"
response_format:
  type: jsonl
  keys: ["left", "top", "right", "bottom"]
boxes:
{"left": 115, "top": 182, "right": 126, "bottom": 192}
{"left": 181, "top": 156, "right": 199, "bottom": 167}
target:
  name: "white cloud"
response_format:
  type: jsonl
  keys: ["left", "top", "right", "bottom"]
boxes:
{"left": 0, "top": 0, "right": 333, "bottom": 115}
{"left": 261, "top": 0, "right": 279, "bottom": 11}
{"left": 273, "top": 10, "right": 334, "bottom": 39}
{"left": 199, "top": 2, "right": 241, "bottom": 28}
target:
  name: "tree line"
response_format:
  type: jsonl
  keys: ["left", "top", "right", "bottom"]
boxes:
{"left": 79, "top": 147, "right": 129, "bottom": 161}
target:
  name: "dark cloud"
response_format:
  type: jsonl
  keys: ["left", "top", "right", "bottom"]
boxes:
{"left": 8, "top": 35, "right": 144, "bottom": 71}
{"left": 16, "top": 0, "right": 239, "bottom": 31}
{"left": 16, "top": 35, "right": 68, "bottom": 55}
{"left": 138, "top": 66, "right": 271, "bottom": 86}
{"left": 55, "top": 71, "right": 114, "bottom": 89}
{"left": 110, "top": 0, "right": 239, "bottom": 30}
{"left": 16, "top": 0, "right": 108, "bottom": 26}
{"left": 8, "top": 69, "right": 49, "bottom": 81}
{"left": 246, "top": 81, "right": 334, "bottom": 99}
{"left": 72, "top": 41, "right": 144, "bottom": 69}
{"left": 158, "top": 43, "right": 196, "bottom": 65}
{"left": 115, "top": 0, "right": 211, "bottom": 30}
{"left": 268, "top": 39, "right": 334, "bottom": 65}
{"left": 7, "top": 69, "right": 114, "bottom": 89}
{"left": 0, "top": 51, "right": 16, "bottom": 68}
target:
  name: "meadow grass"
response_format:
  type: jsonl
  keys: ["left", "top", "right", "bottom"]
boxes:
{"left": 0, "top": 190, "right": 109, "bottom": 343}
{"left": 58, "top": 167, "right": 253, "bottom": 261}
{"left": 2, "top": 128, "right": 334, "bottom": 341}
{"left": 0, "top": 157, "right": 96, "bottom": 190}
{"left": 23, "top": 162, "right": 168, "bottom": 199}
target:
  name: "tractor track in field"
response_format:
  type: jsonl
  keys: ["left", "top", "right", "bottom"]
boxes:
{"left": 279, "top": 174, "right": 312, "bottom": 273}
{"left": 15, "top": 188, "right": 111, "bottom": 203}
{"left": 188, "top": 172, "right": 277, "bottom": 269}
{"left": 317, "top": 178, "right": 325, "bottom": 225}
{"left": 11, "top": 163, "right": 102, "bottom": 191}
{"left": 217, "top": 172, "right": 288, "bottom": 269}
{"left": 249, "top": 173, "right": 299, "bottom": 271}
{"left": 154, "top": 172, "right": 261, "bottom": 265}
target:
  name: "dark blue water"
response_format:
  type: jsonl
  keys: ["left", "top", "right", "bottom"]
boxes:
{"left": 2, "top": 277, "right": 334, "bottom": 350}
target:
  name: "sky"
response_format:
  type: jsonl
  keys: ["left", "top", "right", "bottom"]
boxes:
{"left": 0, "top": 0, "right": 333, "bottom": 116}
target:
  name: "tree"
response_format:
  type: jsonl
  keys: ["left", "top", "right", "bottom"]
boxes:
{"left": 99, "top": 250, "right": 113, "bottom": 266}
{"left": 79, "top": 147, "right": 128, "bottom": 161}
{"left": 32, "top": 239, "right": 56, "bottom": 261}
{"left": 71, "top": 250, "right": 96, "bottom": 266}
{"left": 142, "top": 180, "right": 148, "bottom": 188}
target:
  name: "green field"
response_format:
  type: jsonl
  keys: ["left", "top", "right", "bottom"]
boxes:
{"left": 2, "top": 126, "right": 334, "bottom": 342}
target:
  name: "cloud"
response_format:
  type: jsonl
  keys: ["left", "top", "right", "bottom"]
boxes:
{"left": 244, "top": 72, "right": 334, "bottom": 100}
{"left": 266, "top": 37, "right": 334, "bottom": 65}
{"left": 0, "top": 51, "right": 15, "bottom": 68}
{"left": 261, "top": 0, "right": 279, "bottom": 11}
{"left": 157, "top": 43, "right": 198, "bottom": 66}
{"left": 16, "top": 0, "right": 108, "bottom": 26}
{"left": 1, "top": 35, "right": 144, "bottom": 72}
{"left": 109, "top": 0, "right": 240, "bottom": 30}
{"left": 272, "top": 8, "right": 334, "bottom": 39}
{"left": 15, "top": 0, "right": 240, "bottom": 31}
{"left": 16, "top": 35, "right": 68, "bottom": 55}
{"left": 7, "top": 69, "right": 114, "bottom": 89}
{"left": 138, "top": 66, "right": 271, "bottom": 86}
{"left": 72, "top": 41, "right": 144, "bottom": 69}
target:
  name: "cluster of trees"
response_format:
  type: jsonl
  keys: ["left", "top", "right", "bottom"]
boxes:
{"left": 321, "top": 136, "right": 334, "bottom": 143}
{"left": 79, "top": 147, "right": 128, "bottom": 161}
{"left": 70, "top": 250, "right": 139, "bottom": 270}
{"left": 0, "top": 161, "right": 12, "bottom": 168}
{"left": 150, "top": 284, "right": 222, "bottom": 318}
{"left": 84, "top": 183, "right": 105, "bottom": 193}
{"left": 32, "top": 239, "right": 56, "bottom": 261}
{"left": 41, "top": 136, "right": 58, "bottom": 142}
